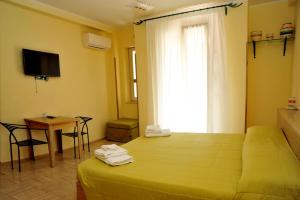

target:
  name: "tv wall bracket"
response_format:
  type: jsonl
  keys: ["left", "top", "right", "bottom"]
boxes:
{"left": 35, "top": 75, "right": 49, "bottom": 81}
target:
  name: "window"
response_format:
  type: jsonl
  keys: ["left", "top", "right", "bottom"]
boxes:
{"left": 147, "top": 10, "right": 230, "bottom": 133}
{"left": 180, "top": 24, "right": 208, "bottom": 132}
{"left": 147, "top": 21, "right": 208, "bottom": 132}
{"left": 128, "top": 47, "right": 138, "bottom": 101}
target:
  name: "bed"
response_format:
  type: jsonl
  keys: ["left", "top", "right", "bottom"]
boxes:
{"left": 77, "top": 109, "right": 300, "bottom": 200}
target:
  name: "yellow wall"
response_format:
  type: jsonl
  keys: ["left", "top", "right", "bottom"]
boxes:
{"left": 247, "top": 0, "right": 295, "bottom": 127}
{"left": 134, "top": 3, "right": 248, "bottom": 134}
{"left": 0, "top": 1, "right": 3, "bottom": 162}
{"left": 115, "top": 25, "right": 138, "bottom": 119}
{"left": 225, "top": 3, "right": 248, "bottom": 133}
{"left": 292, "top": 1, "right": 300, "bottom": 104}
{"left": 0, "top": 1, "right": 117, "bottom": 162}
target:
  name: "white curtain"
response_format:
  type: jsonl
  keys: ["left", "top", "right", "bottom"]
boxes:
{"left": 146, "top": 8, "right": 230, "bottom": 133}
{"left": 206, "top": 11, "right": 230, "bottom": 133}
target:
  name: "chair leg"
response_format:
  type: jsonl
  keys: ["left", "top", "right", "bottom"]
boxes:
{"left": 82, "top": 135, "right": 85, "bottom": 151}
{"left": 77, "top": 136, "right": 80, "bottom": 157}
{"left": 17, "top": 145, "right": 21, "bottom": 172}
{"left": 31, "top": 145, "right": 35, "bottom": 161}
{"left": 10, "top": 143, "right": 14, "bottom": 169}
{"left": 73, "top": 135, "right": 76, "bottom": 159}
{"left": 87, "top": 133, "right": 90, "bottom": 152}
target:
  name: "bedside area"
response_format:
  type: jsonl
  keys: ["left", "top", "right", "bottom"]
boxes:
{"left": 278, "top": 108, "right": 300, "bottom": 160}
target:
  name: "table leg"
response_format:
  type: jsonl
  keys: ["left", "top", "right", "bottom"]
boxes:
{"left": 56, "top": 130, "right": 63, "bottom": 153}
{"left": 48, "top": 125, "right": 56, "bottom": 167}
{"left": 76, "top": 121, "right": 83, "bottom": 159}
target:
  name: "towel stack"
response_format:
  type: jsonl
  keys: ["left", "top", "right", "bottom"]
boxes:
{"left": 145, "top": 125, "right": 171, "bottom": 137}
{"left": 94, "top": 144, "right": 133, "bottom": 166}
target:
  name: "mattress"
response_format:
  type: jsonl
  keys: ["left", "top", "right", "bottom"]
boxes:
{"left": 78, "top": 133, "right": 245, "bottom": 200}
{"left": 78, "top": 127, "right": 300, "bottom": 200}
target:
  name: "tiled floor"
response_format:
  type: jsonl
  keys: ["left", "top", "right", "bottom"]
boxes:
{"left": 0, "top": 139, "right": 117, "bottom": 200}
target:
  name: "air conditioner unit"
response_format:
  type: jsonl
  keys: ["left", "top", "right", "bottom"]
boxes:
{"left": 83, "top": 33, "right": 111, "bottom": 50}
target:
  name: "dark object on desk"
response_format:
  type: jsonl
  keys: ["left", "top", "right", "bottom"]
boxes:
{"left": 46, "top": 116, "right": 56, "bottom": 119}
{"left": 106, "top": 118, "right": 139, "bottom": 143}
{"left": 61, "top": 116, "right": 92, "bottom": 158}
{"left": 0, "top": 122, "right": 48, "bottom": 172}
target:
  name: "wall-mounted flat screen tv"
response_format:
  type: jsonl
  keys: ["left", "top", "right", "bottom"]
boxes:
{"left": 22, "top": 49, "right": 60, "bottom": 77}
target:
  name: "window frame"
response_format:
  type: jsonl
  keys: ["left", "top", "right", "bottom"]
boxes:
{"left": 128, "top": 47, "right": 138, "bottom": 102}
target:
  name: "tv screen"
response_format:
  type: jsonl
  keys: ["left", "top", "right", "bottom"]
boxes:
{"left": 22, "top": 49, "right": 60, "bottom": 77}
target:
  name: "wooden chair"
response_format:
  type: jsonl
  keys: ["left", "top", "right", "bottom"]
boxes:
{"left": 61, "top": 116, "right": 92, "bottom": 158}
{"left": 0, "top": 122, "right": 48, "bottom": 172}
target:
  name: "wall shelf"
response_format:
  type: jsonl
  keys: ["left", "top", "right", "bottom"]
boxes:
{"left": 248, "top": 37, "right": 295, "bottom": 58}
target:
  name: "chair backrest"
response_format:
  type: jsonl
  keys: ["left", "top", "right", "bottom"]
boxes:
{"left": 0, "top": 122, "right": 27, "bottom": 133}
{"left": 75, "top": 116, "right": 92, "bottom": 133}
{"left": 0, "top": 122, "right": 48, "bottom": 143}
{"left": 77, "top": 116, "right": 92, "bottom": 123}
{"left": 0, "top": 122, "right": 28, "bottom": 143}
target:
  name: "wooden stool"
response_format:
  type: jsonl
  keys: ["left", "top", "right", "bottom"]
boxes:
{"left": 106, "top": 119, "right": 139, "bottom": 143}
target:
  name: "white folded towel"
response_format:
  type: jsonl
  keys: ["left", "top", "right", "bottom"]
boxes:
{"left": 94, "top": 146, "right": 128, "bottom": 159}
{"left": 101, "top": 144, "right": 120, "bottom": 151}
{"left": 145, "top": 132, "right": 171, "bottom": 137}
{"left": 96, "top": 154, "right": 134, "bottom": 166}
{"left": 145, "top": 124, "right": 171, "bottom": 137}
{"left": 94, "top": 144, "right": 133, "bottom": 166}
{"left": 145, "top": 125, "right": 162, "bottom": 133}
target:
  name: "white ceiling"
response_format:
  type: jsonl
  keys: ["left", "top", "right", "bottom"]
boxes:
{"left": 35, "top": 0, "right": 227, "bottom": 26}
{"left": 35, "top": 0, "right": 281, "bottom": 27}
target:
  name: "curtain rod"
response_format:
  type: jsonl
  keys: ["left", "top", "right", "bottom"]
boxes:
{"left": 134, "top": 2, "right": 243, "bottom": 25}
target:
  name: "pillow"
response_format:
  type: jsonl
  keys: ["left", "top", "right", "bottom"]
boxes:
{"left": 236, "top": 126, "right": 300, "bottom": 200}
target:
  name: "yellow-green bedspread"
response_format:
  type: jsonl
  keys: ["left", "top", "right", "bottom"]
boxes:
{"left": 78, "top": 133, "right": 245, "bottom": 200}
{"left": 236, "top": 126, "right": 300, "bottom": 200}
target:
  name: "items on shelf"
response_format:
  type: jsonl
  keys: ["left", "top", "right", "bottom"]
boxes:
{"left": 250, "top": 31, "right": 263, "bottom": 58}
{"left": 288, "top": 97, "right": 297, "bottom": 110}
{"left": 250, "top": 31, "right": 262, "bottom": 41}
{"left": 249, "top": 23, "right": 296, "bottom": 58}
{"left": 280, "top": 23, "right": 295, "bottom": 39}
{"left": 265, "top": 33, "right": 274, "bottom": 40}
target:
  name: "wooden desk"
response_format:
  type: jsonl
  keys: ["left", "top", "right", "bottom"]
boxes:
{"left": 24, "top": 117, "right": 82, "bottom": 167}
